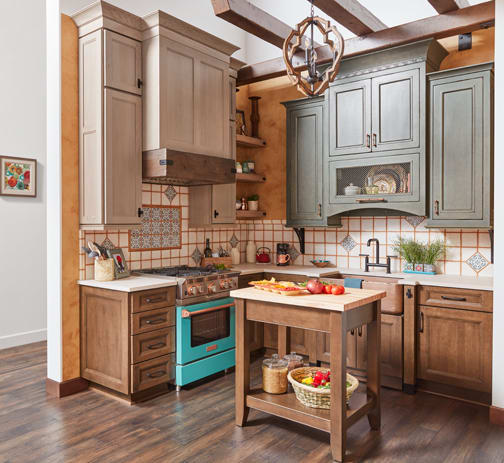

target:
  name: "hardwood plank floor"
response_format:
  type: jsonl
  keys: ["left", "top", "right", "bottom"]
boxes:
{"left": 1, "top": 342, "right": 503, "bottom": 462}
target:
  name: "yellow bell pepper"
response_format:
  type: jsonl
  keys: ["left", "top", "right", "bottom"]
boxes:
{"left": 301, "top": 377, "right": 313, "bottom": 385}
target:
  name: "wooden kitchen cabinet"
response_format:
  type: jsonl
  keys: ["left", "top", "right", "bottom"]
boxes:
{"left": 80, "top": 285, "right": 177, "bottom": 400}
{"left": 283, "top": 97, "right": 326, "bottom": 227}
{"left": 104, "top": 30, "right": 142, "bottom": 95}
{"left": 142, "top": 11, "right": 239, "bottom": 159}
{"left": 75, "top": 6, "right": 144, "bottom": 230}
{"left": 427, "top": 63, "right": 493, "bottom": 228}
{"left": 417, "top": 305, "right": 492, "bottom": 394}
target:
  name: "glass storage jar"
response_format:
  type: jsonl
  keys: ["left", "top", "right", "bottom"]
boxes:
{"left": 262, "top": 354, "right": 288, "bottom": 394}
{"left": 283, "top": 352, "right": 304, "bottom": 372}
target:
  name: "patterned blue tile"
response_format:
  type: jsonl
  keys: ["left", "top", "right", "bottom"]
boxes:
{"left": 341, "top": 235, "right": 357, "bottom": 253}
{"left": 229, "top": 233, "right": 239, "bottom": 249}
{"left": 101, "top": 237, "right": 116, "bottom": 250}
{"left": 164, "top": 185, "right": 177, "bottom": 203}
{"left": 129, "top": 206, "right": 181, "bottom": 251}
{"left": 466, "top": 252, "right": 489, "bottom": 272}
{"left": 405, "top": 216, "right": 425, "bottom": 228}
{"left": 191, "top": 247, "right": 202, "bottom": 265}
{"left": 288, "top": 245, "right": 300, "bottom": 262}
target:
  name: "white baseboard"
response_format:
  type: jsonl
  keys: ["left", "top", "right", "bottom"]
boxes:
{"left": 0, "top": 329, "right": 47, "bottom": 350}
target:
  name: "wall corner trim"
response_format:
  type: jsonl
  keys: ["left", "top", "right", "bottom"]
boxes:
{"left": 46, "top": 377, "right": 89, "bottom": 398}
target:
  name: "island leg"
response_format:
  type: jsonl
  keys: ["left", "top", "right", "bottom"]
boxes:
{"left": 235, "top": 298, "right": 250, "bottom": 426}
{"left": 366, "top": 300, "right": 381, "bottom": 430}
{"left": 329, "top": 311, "right": 347, "bottom": 463}
{"left": 277, "top": 325, "right": 290, "bottom": 358}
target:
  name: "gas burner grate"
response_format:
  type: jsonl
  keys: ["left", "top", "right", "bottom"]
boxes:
{"left": 138, "top": 265, "right": 223, "bottom": 277}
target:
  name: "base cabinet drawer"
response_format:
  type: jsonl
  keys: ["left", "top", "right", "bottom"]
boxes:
{"left": 131, "top": 354, "right": 175, "bottom": 392}
{"left": 131, "top": 287, "right": 176, "bottom": 313}
{"left": 417, "top": 305, "right": 492, "bottom": 393}
{"left": 131, "top": 327, "right": 175, "bottom": 363}
{"left": 418, "top": 286, "right": 492, "bottom": 313}
{"left": 131, "top": 307, "right": 175, "bottom": 334}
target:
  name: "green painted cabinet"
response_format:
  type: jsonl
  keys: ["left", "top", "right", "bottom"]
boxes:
{"left": 427, "top": 63, "right": 493, "bottom": 228}
{"left": 283, "top": 97, "right": 326, "bottom": 227}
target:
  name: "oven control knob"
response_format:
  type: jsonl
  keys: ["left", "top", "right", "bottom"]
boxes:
{"left": 208, "top": 284, "right": 217, "bottom": 294}
{"left": 198, "top": 285, "right": 205, "bottom": 294}
{"left": 220, "top": 279, "right": 229, "bottom": 289}
{"left": 189, "top": 286, "right": 198, "bottom": 296}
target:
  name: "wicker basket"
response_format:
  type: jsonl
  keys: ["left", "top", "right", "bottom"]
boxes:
{"left": 287, "top": 367, "right": 359, "bottom": 409}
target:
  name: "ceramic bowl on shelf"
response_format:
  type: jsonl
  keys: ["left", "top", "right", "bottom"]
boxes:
{"left": 310, "top": 259, "right": 330, "bottom": 268}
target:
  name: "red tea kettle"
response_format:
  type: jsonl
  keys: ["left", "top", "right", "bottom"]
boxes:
{"left": 256, "top": 247, "right": 271, "bottom": 263}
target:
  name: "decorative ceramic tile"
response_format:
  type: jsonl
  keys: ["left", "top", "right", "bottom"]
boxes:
{"left": 466, "top": 252, "right": 489, "bottom": 272}
{"left": 101, "top": 237, "right": 116, "bottom": 250}
{"left": 287, "top": 245, "right": 301, "bottom": 262}
{"left": 341, "top": 235, "right": 357, "bottom": 253}
{"left": 164, "top": 185, "right": 177, "bottom": 203}
{"left": 229, "top": 233, "right": 239, "bottom": 249}
{"left": 405, "top": 216, "right": 425, "bottom": 228}
{"left": 191, "top": 247, "right": 202, "bottom": 265}
{"left": 129, "top": 206, "right": 181, "bottom": 251}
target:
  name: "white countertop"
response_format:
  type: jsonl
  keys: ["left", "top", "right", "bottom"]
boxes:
{"left": 77, "top": 275, "right": 178, "bottom": 292}
{"left": 231, "top": 264, "right": 493, "bottom": 291}
{"left": 230, "top": 287, "right": 386, "bottom": 312}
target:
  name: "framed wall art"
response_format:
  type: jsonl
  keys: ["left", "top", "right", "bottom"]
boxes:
{"left": 0, "top": 156, "right": 37, "bottom": 197}
{"left": 106, "top": 248, "right": 130, "bottom": 279}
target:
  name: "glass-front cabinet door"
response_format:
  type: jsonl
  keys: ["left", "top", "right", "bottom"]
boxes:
{"left": 327, "top": 153, "right": 425, "bottom": 217}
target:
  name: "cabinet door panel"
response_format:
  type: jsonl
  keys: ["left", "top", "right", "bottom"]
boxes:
{"left": 104, "top": 89, "right": 142, "bottom": 225}
{"left": 159, "top": 38, "right": 196, "bottom": 149}
{"left": 287, "top": 106, "right": 323, "bottom": 222}
{"left": 316, "top": 331, "right": 357, "bottom": 368}
{"left": 329, "top": 80, "right": 371, "bottom": 155}
{"left": 212, "top": 183, "right": 236, "bottom": 224}
{"left": 372, "top": 69, "right": 420, "bottom": 151}
{"left": 104, "top": 30, "right": 141, "bottom": 95}
{"left": 430, "top": 77, "right": 484, "bottom": 222}
{"left": 417, "top": 306, "right": 492, "bottom": 392}
{"left": 196, "top": 56, "right": 230, "bottom": 157}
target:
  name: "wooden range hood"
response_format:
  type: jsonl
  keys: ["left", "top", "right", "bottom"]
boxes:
{"left": 142, "top": 148, "right": 236, "bottom": 186}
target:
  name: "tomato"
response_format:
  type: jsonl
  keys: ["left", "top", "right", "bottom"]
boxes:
{"left": 331, "top": 285, "right": 345, "bottom": 295}
{"left": 323, "top": 284, "right": 333, "bottom": 294}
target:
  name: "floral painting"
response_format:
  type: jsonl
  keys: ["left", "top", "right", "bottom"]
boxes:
{"left": 0, "top": 156, "right": 37, "bottom": 197}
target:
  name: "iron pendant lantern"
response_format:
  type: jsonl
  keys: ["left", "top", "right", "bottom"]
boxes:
{"left": 283, "top": 0, "right": 344, "bottom": 97}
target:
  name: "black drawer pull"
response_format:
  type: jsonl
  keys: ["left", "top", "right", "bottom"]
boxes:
{"left": 358, "top": 327, "right": 363, "bottom": 337}
{"left": 419, "top": 311, "right": 424, "bottom": 333}
{"left": 146, "top": 370, "right": 166, "bottom": 379}
{"left": 350, "top": 329, "right": 355, "bottom": 336}
{"left": 145, "top": 296, "right": 164, "bottom": 304}
{"left": 441, "top": 296, "right": 467, "bottom": 302}
{"left": 147, "top": 342, "right": 166, "bottom": 350}
{"left": 145, "top": 318, "right": 165, "bottom": 325}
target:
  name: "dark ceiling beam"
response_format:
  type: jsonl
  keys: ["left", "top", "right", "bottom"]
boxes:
{"left": 211, "top": 0, "right": 319, "bottom": 50}
{"left": 427, "top": 0, "right": 470, "bottom": 14}
{"left": 237, "top": 1, "right": 495, "bottom": 85}
{"left": 311, "top": 0, "right": 386, "bottom": 36}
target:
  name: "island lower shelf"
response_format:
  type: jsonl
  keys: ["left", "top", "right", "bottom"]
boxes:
{"left": 246, "top": 387, "right": 376, "bottom": 433}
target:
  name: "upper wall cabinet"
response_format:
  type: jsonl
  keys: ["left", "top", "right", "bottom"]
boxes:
{"left": 329, "top": 68, "right": 421, "bottom": 157}
{"left": 142, "top": 11, "right": 240, "bottom": 159}
{"left": 74, "top": 2, "right": 145, "bottom": 230}
{"left": 427, "top": 63, "right": 493, "bottom": 228}
{"left": 283, "top": 97, "right": 326, "bottom": 227}
{"left": 104, "top": 30, "right": 142, "bottom": 95}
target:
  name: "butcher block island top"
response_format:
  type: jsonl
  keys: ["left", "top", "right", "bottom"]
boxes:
{"left": 230, "top": 287, "right": 386, "bottom": 311}
{"left": 231, "top": 287, "right": 387, "bottom": 462}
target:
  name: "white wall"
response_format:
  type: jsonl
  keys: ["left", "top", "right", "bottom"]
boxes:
{"left": 492, "top": 0, "right": 504, "bottom": 409}
{"left": 0, "top": 1, "right": 47, "bottom": 349}
{"left": 60, "top": 0, "right": 248, "bottom": 62}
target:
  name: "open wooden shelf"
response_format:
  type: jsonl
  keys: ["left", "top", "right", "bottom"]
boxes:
{"left": 237, "top": 134, "right": 266, "bottom": 148}
{"left": 246, "top": 387, "right": 374, "bottom": 432}
{"left": 236, "top": 210, "right": 266, "bottom": 219}
{"left": 236, "top": 172, "right": 266, "bottom": 183}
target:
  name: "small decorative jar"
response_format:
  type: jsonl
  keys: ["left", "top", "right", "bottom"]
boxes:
{"left": 247, "top": 160, "right": 255, "bottom": 172}
{"left": 262, "top": 354, "right": 288, "bottom": 394}
{"left": 242, "top": 161, "right": 250, "bottom": 173}
{"left": 236, "top": 161, "right": 243, "bottom": 174}
{"left": 423, "top": 264, "right": 435, "bottom": 273}
{"left": 94, "top": 259, "right": 115, "bottom": 282}
{"left": 404, "top": 262, "right": 414, "bottom": 272}
{"left": 344, "top": 183, "right": 361, "bottom": 196}
{"left": 283, "top": 352, "right": 304, "bottom": 372}
{"left": 414, "top": 263, "right": 424, "bottom": 272}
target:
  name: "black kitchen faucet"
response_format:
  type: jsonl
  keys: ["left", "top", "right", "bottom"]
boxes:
{"left": 359, "top": 238, "right": 392, "bottom": 274}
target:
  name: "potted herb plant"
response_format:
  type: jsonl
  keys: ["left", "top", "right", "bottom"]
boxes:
{"left": 393, "top": 238, "right": 425, "bottom": 272}
{"left": 423, "top": 240, "right": 446, "bottom": 273}
{"left": 247, "top": 194, "right": 259, "bottom": 211}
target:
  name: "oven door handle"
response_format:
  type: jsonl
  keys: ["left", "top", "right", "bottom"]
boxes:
{"left": 181, "top": 303, "right": 235, "bottom": 318}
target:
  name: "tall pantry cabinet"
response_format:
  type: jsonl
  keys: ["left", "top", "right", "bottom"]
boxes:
{"left": 74, "top": 3, "right": 144, "bottom": 230}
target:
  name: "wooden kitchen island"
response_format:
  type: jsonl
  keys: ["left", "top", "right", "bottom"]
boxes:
{"left": 230, "top": 287, "right": 386, "bottom": 462}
